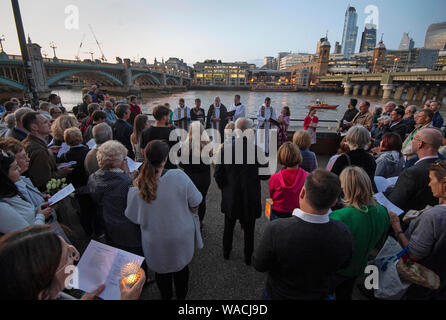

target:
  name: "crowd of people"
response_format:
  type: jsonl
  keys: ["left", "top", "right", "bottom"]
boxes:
{"left": 0, "top": 87, "right": 445, "bottom": 301}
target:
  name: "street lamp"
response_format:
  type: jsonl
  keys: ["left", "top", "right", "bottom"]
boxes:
{"left": 42, "top": 50, "right": 48, "bottom": 58}
{"left": 393, "top": 57, "right": 400, "bottom": 72}
{"left": 0, "top": 35, "right": 5, "bottom": 53}
{"left": 50, "top": 41, "right": 57, "bottom": 58}
{"left": 373, "top": 58, "right": 378, "bottom": 73}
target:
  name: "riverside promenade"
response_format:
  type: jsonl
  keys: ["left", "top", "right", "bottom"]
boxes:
{"left": 139, "top": 157, "right": 368, "bottom": 300}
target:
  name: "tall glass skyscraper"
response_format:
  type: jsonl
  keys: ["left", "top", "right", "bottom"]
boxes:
{"left": 341, "top": 6, "right": 359, "bottom": 59}
{"left": 360, "top": 24, "right": 377, "bottom": 53}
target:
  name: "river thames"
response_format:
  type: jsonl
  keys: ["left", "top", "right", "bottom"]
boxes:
{"left": 54, "top": 88, "right": 432, "bottom": 124}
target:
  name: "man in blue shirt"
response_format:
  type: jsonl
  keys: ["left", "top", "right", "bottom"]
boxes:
{"left": 104, "top": 101, "right": 118, "bottom": 126}
{"left": 431, "top": 101, "right": 444, "bottom": 129}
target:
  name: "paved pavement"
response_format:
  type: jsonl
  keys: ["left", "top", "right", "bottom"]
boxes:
{"left": 140, "top": 155, "right": 364, "bottom": 300}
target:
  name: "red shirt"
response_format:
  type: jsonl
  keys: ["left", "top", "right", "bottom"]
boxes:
{"left": 269, "top": 168, "right": 309, "bottom": 213}
{"left": 129, "top": 104, "right": 142, "bottom": 117}
{"left": 304, "top": 115, "right": 318, "bottom": 131}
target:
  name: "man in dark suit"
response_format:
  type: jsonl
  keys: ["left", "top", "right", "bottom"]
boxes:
{"left": 113, "top": 104, "right": 135, "bottom": 159}
{"left": 214, "top": 118, "right": 270, "bottom": 266}
{"left": 388, "top": 107, "right": 407, "bottom": 142}
{"left": 403, "top": 105, "right": 417, "bottom": 134}
{"left": 206, "top": 96, "right": 228, "bottom": 143}
{"left": 387, "top": 128, "right": 443, "bottom": 212}
{"left": 8, "top": 107, "right": 33, "bottom": 141}
{"left": 339, "top": 99, "right": 359, "bottom": 133}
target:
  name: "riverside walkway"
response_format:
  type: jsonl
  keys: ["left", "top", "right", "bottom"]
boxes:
{"left": 139, "top": 156, "right": 368, "bottom": 300}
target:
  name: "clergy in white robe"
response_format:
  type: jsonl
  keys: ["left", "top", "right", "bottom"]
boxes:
{"left": 228, "top": 95, "right": 246, "bottom": 122}
{"left": 172, "top": 98, "right": 191, "bottom": 132}
{"left": 256, "top": 97, "right": 277, "bottom": 154}
{"left": 206, "top": 96, "right": 228, "bottom": 143}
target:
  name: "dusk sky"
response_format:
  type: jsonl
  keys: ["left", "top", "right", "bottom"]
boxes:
{"left": 1, "top": 0, "right": 445, "bottom": 66}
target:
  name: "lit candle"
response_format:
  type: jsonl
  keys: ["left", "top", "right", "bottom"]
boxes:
{"left": 121, "top": 262, "right": 142, "bottom": 288}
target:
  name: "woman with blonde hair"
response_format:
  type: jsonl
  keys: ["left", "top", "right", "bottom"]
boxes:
{"left": 131, "top": 114, "right": 150, "bottom": 162}
{"left": 180, "top": 121, "right": 212, "bottom": 227}
{"left": 51, "top": 115, "right": 79, "bottom": 146}
{"left": 329, "top": 166, "right": 389, "bottom": 300}
{"left": 125, "top": 140, "right": 202, "bottom": 300}
{"left": 292, "top": 130, "right": 317, "bottom": 172}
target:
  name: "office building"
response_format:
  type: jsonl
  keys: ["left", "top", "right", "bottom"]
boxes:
{"left": 193, "top": 60, "right": 255, "bottom": 86}
{"left": 359, "top": 24, "right": 377, "bottom": 53}
{"left": 341, "top": 6, "right": 359, "bottom": 59}
{"left": 398, "top": 32, "right": 415, "bottom": 51}
{"left": 425, "top": 22, "right": 446, "bottom": 50}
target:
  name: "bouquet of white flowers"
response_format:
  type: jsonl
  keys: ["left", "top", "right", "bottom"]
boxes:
{"left": 45, "top": 178, "right": 74, "bottom": 197}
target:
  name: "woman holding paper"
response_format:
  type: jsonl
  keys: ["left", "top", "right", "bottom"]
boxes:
{"left": 125, "top": 140, "right": 203, "bottom": 300}
{"left": 0, "top": 225, "right": 146, "bottom": 300}
{"left": 0, "top": 151, "right": 53, "bottom": 234}
{"left": 388, "top": 160, "right": 446, "bottom": 299}
{"left": 329, "top": 166, "right": 390, "bottom": 300}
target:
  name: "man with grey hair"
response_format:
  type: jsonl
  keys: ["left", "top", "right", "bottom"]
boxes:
{"left": 382, "top": 101, "right": 396, "bottom": 116}
{"left": 84, "top": 122, "right": 113, "bottom": 175}
{"left": 387, "top": 128, "right": 443, "bottom": 212}
{"left": 104, "top": 101, "right": 118, "bottom": 126}
{"left": 8, "top": 107, "right": 33, "bottom": 141}
{"left": 38, "top": 102, "right": 52, "bottom": 120}
{"left": 215, "top": 117, "right": 270, "bottom": 266}
{"left": 206, "top": 96, "right": 228, "bottom": 141}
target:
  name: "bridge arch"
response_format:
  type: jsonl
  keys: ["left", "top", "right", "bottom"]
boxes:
{"left": 166, "top": 77, "right": 179, "bottom": 85}
{"left": 47, "top": 70, "right": 124, "bottom": 86}
{"left": 0, "top": 77, "right": 28, "bottom": 91}
{"left": 132, "top": 73, "right": 161, "bottom": 86}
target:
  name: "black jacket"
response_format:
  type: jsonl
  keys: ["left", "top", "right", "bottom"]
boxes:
{"left": 214, "top": 137, "right": 270, "bottom": 223}
{"left": 113, "top": 119, "right": 135, "bottom": 159}
{"left": 387, "top": 157, "right": 439, "bottom": 212}
{"left": 140, "top": 126, "right": 178, "bottom": 169}
{"left": 8, "top": 127, "right": 28, "bottom": 141}
{"left": 331, "top": 149, "right": 378, "bottom": 193}
{"left": 388, "top": 121, "right": 408, "bottom": 142}
{"left": 340, "top": 108, "right": 359, "bottom": 131}
{"left": 60, "top": 145, "right": 90, "bottom": 188}
{"left": 403, "top": 116, "right": 415, "bottom": 134}
{"left": 206, "top": 104, "right": 228, "bottom": 141}
{"left": 252, "top": 216, "right": 353, "bottom": 300}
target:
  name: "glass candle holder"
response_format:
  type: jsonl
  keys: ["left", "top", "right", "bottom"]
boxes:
{"left": 120, "top": 262, "right": 142, "bottom": 288}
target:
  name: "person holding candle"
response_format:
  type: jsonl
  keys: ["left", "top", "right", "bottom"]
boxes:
{"left": 0, "top": 225, "right": 146, "bottom": 300}
{"left": 125, "top": 140, "right": 202, "bottom": 300}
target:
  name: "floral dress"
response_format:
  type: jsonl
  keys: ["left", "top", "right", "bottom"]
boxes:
{"left": 277, "top": 115, "right": 290, "bottom": 147}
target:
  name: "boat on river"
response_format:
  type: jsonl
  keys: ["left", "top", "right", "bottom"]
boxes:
{"left": 307, "top": 103, "right": 339, "bottom": 110}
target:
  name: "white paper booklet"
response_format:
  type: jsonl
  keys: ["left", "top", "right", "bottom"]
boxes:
{"left": 57, "top": 143, "right": 70, "bottom": 158}
{"left": 86, "top": 139, "right": 96, "bottom": 150}
{"left": 71, "top": 240, "right": 144, "bottom": 300}
{"left": 374, "top": 192, "right": 404, "bottom": 216}
{"left": 48, "top": 183, "right": 75, "bottom": 206}
{"left": 126, "top": 157, "right": 143, "bottom": 173}
{"left": 374, "top": 176, "right": 399, "bottom": 193}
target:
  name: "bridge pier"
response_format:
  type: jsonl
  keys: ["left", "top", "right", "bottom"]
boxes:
{"left": 369, "top": 85, "right": 378, "bottom": 97}
{"left": 382, "top": 84, "right": 394, "bottom": 100}
{"left": 352, "top": 84, "right": 361, "bottom": 96}
{"left": 406, "top": 86, "right": 416, "bottom": 101}
{"left": 394, "top": 85, "right": 406, "bottom": 101}
{"left": 437, "top": 87, "right": 445, "bottom": 103}
{"left": 361, "top": 85, "right": 369, "bottom": 96}
{"left": 425, "top": 87, "right": 437, "bottom": 102}
{"left": 343, "top": 83, "right": 352, "bottom": 95}
{"left": 415, "top": 87, "right": 426, "bottom": 101}
{"left": 28, "top": 42, "right": 51, "bottom": 99}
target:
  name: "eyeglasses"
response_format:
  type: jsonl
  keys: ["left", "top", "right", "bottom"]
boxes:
{"left": 55, "top": 244, "right": 80, "bottom": 274}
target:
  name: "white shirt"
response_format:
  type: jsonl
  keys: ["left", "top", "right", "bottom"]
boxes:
{"left": 229, "top": 103, "right": 246, "bottom": 122}
{"left": 292, "top": 208, "right": 331, "bottom": 224}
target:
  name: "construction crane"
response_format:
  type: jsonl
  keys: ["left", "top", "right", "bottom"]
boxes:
{"left": 89, "top": 24, "right": 107, "bottom": 62}
{"left": 75, "top": 33, "right": 86, "bottom": 61}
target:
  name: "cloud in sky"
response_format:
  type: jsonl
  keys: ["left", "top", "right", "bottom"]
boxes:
{"left": 1, "top": 0, "right": 445, "bottom": 66}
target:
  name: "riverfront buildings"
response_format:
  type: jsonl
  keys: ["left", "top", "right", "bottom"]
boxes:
{"left": 341, "top": 6, "right": 359, "bottom": 59}
{"left": 193, "top": 60, "right": 255, "bottom": 86}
